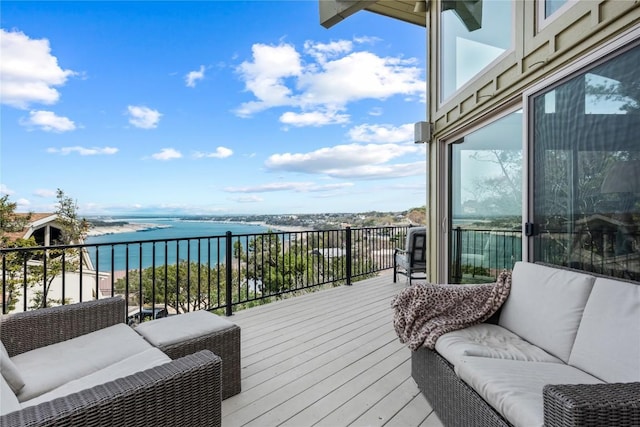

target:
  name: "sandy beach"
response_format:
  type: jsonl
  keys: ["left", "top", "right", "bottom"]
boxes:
{"left": 87, "top": 220, "right": 310, "bottom": 237}
{"left": 246, "top": 221, "right": 309, "bottom": 233}
{"left": 86, "top": 223, "right": 169, "bottom": 237}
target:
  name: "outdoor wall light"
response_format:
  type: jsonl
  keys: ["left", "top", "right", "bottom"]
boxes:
{"left": 414, "top": 121, "right": 432, "bottom": 144}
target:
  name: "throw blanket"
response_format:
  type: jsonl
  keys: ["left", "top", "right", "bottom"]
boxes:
{"left": 391, "top": 270, "right": 511, "bottom": 351}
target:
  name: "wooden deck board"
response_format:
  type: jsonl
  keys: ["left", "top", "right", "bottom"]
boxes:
{"left": 222, "top": 270, "right": 443, "bottom": 427}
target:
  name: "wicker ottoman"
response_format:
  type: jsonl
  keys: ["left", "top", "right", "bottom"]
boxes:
{"left": 135, "top": 310, "right": 241, "bottom": 399}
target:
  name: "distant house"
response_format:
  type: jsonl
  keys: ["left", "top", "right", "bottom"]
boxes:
{"left": 2, "top": 213, "right": 107, "bottom": 313}
{"left": 310, "top": 248, "right": 346, "bottom": 259}
{"left": 4, "top": 213, "right": 62, "bottom": 245}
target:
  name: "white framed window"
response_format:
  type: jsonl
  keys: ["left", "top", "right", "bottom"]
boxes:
{"left": 537, "top": 0, "right": 578, "bottom": 31}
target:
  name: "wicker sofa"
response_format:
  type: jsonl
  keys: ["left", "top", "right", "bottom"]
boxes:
{"left": 412, "top": 261, "right": 640, "bottom": 427}
{"left": 0, "top": 297, "right": 222, "bottom": 427}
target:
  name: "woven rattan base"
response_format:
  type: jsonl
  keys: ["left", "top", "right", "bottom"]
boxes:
{"left": 411, "top": 347, "right": 511, "bottom": 427}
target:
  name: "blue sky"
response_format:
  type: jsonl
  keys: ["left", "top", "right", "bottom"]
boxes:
{"left": 1, "top": 1, "right": 427, "bottom": 216}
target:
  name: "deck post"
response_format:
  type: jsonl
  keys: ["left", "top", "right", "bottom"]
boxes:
{"left": 225, "top": 231, "right": 233, "bottom": 316}
{"left": 346, "top": 226, "right": 352, "bottom": 286}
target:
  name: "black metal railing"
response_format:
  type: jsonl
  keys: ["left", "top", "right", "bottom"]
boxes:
{"left": 533, "top": 228, "right": 640, "bottom": 282}
{"left": 1, "top": 226, "right": 410, "bottom": 316}
{"left": 450, "top": 226, "right": 640, "bottom": 283}
{"left": 450, "top": 227, "right": 522, "bottom": 283}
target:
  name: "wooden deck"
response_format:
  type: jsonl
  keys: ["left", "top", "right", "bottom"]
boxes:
{"left": 222, "top": 270, "right": 444, "bottom": 427}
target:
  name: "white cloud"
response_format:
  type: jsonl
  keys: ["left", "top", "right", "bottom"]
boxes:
{"left": 296, "top": 51, "right": 423, "bottom": 107}
{"left": 193, "top": 146, "right": 233, "bottom": 159}
{"left": 348, "top": 123, "right": 413, "bottom": 143}
{"left": 20, "top": 110, "right": 76, "bottom": 132}
{"left": 16, "top": 198, "right": 31, "bottom": 209}
{"left": 0, "top": 29, "right": 75, "bottom": 109}
{"left": 235, "top": 43, "right": 302, "bottom": 117}
{"left": 266, "top": 143, "right": 420, "bottom": 174}
{"left": 234, "top": 39, "right": 424, "bottom": 127}
{"left": 151, "top": 148, "right": 182, "bottom": 160}
{"left": 33, "top": 189, "right": 56, "bottom": 198}
{"left": 185, "top": 65, "right": 205, "bottom": 88}
{"left": 368, "top": 107, "right": 383, "bottom": 116}
{"left": 127, "top": 105, "right": 161, "bottom": 129}
{"left": 230, "top": 195, "right": 264, "bottom": 203}
{"left": 323, "top": 161, "right": 426, "bottom": 179}
{"left": 47, "top": 146, "right": 118, "bottom": 156}
{"left": 280, "top": 110, "right": 349, "bottom": 127}
{"left": 303, "top": 40, "right": 353, "bottom": 63}
{"left": 225, "top": 181, "right": 354, "bottom": 193}
{"left": 0, "top": 184, "right": 15, "bottom": 195}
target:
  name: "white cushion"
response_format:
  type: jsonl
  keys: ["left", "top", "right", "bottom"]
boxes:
{"left": 135, "top": 310, "right": 236, "bottom": 347}
{"left": 1, "top": 376, "right": 22, "bottom": 416}
{"left": 435, "top": 324, "right": 563, "bottom": 367}
{"left": 456, "top": 357, "right": 603, "bottom": 427}
{"left": 13, "top": 323, "right": 153, "bottom": 402}
{"left": 499, "top": 262, "right": 595, "bottom": 362}
{"left": 22, "top": 347, "right": 171, "bottom": 408}
{"left": 0, "top": 340, "right": 25, "bottom": 393}
{"left": 569, "top": 277, "right": 640, "bottom": 382}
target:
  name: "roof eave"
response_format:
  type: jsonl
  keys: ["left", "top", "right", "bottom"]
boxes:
{"left": 320, "top": 0, "right": 426, "bottom": 29}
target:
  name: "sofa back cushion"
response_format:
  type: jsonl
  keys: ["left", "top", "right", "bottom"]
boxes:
{"left": 499, "top": 262, "right": 595, "bottom": 363}
{"left": 0, "top": 340, "right": 25, "bottom": 394}
{"left": 568, "top": 277, "right": 640, "bottom": 382}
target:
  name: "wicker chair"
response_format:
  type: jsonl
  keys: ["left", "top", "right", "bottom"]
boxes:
{"left": 393, "top": 226, "right": 427, "bottom": 284}
{"left": 0, "top": 298, "right": 222, "bottom": 427}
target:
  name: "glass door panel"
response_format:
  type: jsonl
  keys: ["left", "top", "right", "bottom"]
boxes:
{"left": 448, "top": 111, "right": 523, "bottom": 283}
{"left": 530, "top": 44, "right": 640, "bottom": 280}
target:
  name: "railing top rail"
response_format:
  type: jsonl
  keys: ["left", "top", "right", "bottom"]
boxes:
{"left": 0, "top": 226, "right": 413, "bottom": 254}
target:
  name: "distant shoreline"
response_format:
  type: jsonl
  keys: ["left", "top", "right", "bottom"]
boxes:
{"left": 86, "top": 223, "right": 171, "bottom": 237}
{"left": 86, "top": 220, "right": 309, "bottom": 237}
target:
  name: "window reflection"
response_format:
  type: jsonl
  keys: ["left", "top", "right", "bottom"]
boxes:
{"left": 449, "top": 111, "right": 523, "bottom": 283}
{"left": 440, "top": 0, "right": 512, "bottom": 101}
{"left": 532, "top": 45, "right": 640, "bottom": 280}
{"left": 545, "top": 0, "right": 568, "bottom": 18}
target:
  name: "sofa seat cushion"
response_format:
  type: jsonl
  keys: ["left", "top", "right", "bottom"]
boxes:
{"left": 12, "top": 323, "right": 154, "bottom": 402}
{"left": 456, "top": 357, "right": 603, "bottom": 427}
{"left": 134, "top": 310, "right": 237, "bottom": 348}
{"left": 569, "top": 277, "right": 640, "bottom": 383}
{"left": 499, "top": 262, "right": 595, "bottom": 363}
{"left": 22, "top": 347, "right": 171, "bottom": 409}
{"left": 435, "top": 324, "right": 563, "bottom": 367}
{"left": 1, "top": 376, "right": 22, "bottom": 416}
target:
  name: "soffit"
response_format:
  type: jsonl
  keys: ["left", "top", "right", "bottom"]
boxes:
{"left": 320, "top": 0, "right": 426, "bottom": 29}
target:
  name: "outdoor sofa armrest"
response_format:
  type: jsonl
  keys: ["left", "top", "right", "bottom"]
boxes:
{"left": 543, "top": 382, "right": 640, "bottom": 427}
{"left": 0, "top": 297, "right": 125, "bottom": 357}
{"left": 394, "top": 247, "right": 408, "bottom": 256}
{"left": 0, "top": 350, "right": 222, "bottom": 427}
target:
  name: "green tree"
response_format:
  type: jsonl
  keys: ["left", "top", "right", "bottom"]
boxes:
{"left": 30, "top": 189, "right": 89, "bottom": 309}
{"left": 115, "top": 261, "right": 224, "bottom": 314}
{"left": 0, "top": 195, "right": 31, "bottom": 248}
{"left": 0, "top": 195, "right": 40, "bottom": 312}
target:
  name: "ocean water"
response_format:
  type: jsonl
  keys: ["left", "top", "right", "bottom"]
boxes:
{"left": 85, "top": 218, "right": 271, "bottom": 272}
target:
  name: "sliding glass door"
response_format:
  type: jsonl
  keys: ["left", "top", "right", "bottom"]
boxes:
{"left": 529, "top": 43, "right": 640, "bottom": 280}
{"left": 448, "top": 111, "right": 523, "bottom": 283}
